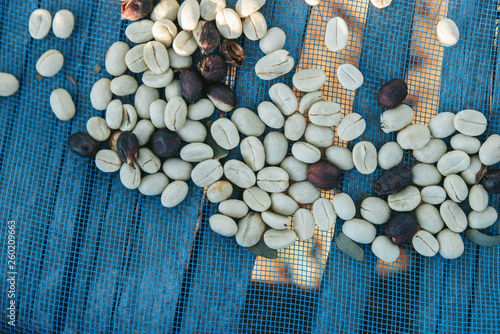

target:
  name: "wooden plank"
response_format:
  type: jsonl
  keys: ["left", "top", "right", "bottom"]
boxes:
{"left": 314, "top": 1, "right": 416, "bottom": 332}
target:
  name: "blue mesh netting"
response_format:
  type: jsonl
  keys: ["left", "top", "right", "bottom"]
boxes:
{"left": 0, "top": 0, "right": 499, "bottom": 333}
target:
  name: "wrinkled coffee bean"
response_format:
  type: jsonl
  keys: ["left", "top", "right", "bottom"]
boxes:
{"left": 482, "top": 170, "right": 500, "bottom": 194}
{"left": 180, "top": 68, "right": 204, "bottom": 104}
{"left": 150, "top": 129, "right": 181, "bottom": 158}
{"left": 121, "top": 0, "right": 154, "bottom": 21}
{"left": 307, "top": 161, "right": 342, "bottom": 190}
{"left": 116, "top": 131, "right": 140, "bottom": 166}
{"left": 221, "top": 40, "right": 245, "bottom": 67}
{"left": 386, "top": 212, "right": 418, "bottom": 245}
{"left": 199, "top": 21, "right": 220, "bottom": 54}
{"left": 206, "top": 82, "right": 237, "bottom": 112}
{"left": 68, "top": 132, "right": 99, "bottom": 157}
{"left": 373, "top": 166, "right": 412, "bottom": 195}
{"left": 198, "top": 55, "right": 227, "bottom": 82}
{"left": 376, "top": 78, "right": 408, "bottom": 109}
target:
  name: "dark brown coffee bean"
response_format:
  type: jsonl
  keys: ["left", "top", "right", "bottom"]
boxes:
{"left": 199, "top": 21, "right": 220, "bottom": 54}
{"left": 198, "top": 55, "right": 227, "bottom": 82}
{"left": 307, "top": 161, "right": 342, "bottom": 190}
{"left": 373, "top": 165, "right": 412, "bottom": 195}
{"left": 221, "top": 40, "right": 245, "bottom": 68}
{"left": 482, "top": 170, "right": 500, "bottom": 194}
{"left": 68, "top": 132, "right": 99, "bottom": 158}
{"left": 180, "top": 68, "right": 204, "bottom": 104}
{"left": 206, "top": 82, "right": 237, "bottom": 112}
{"left": 116, "top": 131, "right": 139, "bottom": 166}
{"left": 386, "top": 212, "right": 418, "bottom": 245}
{"left": 376, "top": 78, "right": 408, "bottom": 109}
{"left": 150, "top": 129, "right": 181, "bottom": 158}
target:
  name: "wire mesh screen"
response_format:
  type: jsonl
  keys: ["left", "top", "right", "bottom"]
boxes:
{"left": 0, "top": 0, "right": 499, "bottom": 333}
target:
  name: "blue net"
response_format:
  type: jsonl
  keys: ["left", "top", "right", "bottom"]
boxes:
{"left": 0, "top": 0, "right": 499, "bottom": 333}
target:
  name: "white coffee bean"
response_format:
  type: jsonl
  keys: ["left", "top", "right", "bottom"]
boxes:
{"left": 165, "top": 96, "right": 188, "bottom": 131}
{"left": 134, "top": 120, "right": 156, "bottom": 146}
{"left": 125, "top": 19, "right": 154, "bottom": 43}
{"left": 95, "top": 150, "right": 121, "bottom": 173}
{"left": 332, "top": 193, "right": 356, "bottom": 220}
{"left": 271, "top": 193, "right": 299, "bottom": 216}
{"left": 440, "top": 200, "right": 467, "bottom": 232}
{"left": 161, "top": 181, "right": 189, "bottom": 208}
{"left": 454, "top": 109, "right": 487, "bottom": 136}
{"left": 337, "top": 64, "right": 364, "bottom": 90}
{"left": 240, "top": 136, "right": 265, "bottom": 172}
{"left": 469, "top": 184, "right": 488, "bottom": 212}
{"left": 178, "top": 0, "right": 201, "bottom": 31}
{"left": 236, "top": 212, "right": 265, "bottom": 247}
{"left": 371, "top": 0, "right": 393, "bottom": 8}
{"left": 437, "top": 229, "right": 464, "bottom": 259}
{"left": 36, "top": 49, "right": 64, "bottom": 77}
{"left": 235, "top": 0, "right": 265, "bottom": 17}
{"left": 216, "top": 8, "right": 242, "bottom": 39}
{"left": 224, "top": 159, "right": 256, "bottom": 189}
{"left": 293, "top": 69, "right": 326, "bottom": 92}
{"left": 167, "top": 48, "right": 192, "bottom": 69}
{"left": 110, "top": 75, "right": 139, "bottom": 96}
{"left": 304, "top": 123, "right": 334, "bottom": 148}
{"left": 231, "top": 107, "right": 266, "bottom": 136}
{"left": 413, "top": 138, "right": 447, "bottom": 164}
{"left": 468, "top": 207, "right": 498, "bottom": 229}
{"left": 152, "top": 19, "right": 178, "bottom": 47}
{"left": 143, "top": 69, "right": 174, "bottom": 89}
{"left": 437, "top": 18, "right": 460, "bottom": 47}
{"left": 139, "top": 173, "right": 170, "bottom": 196}
{"left": 243, "top": 11, "right": 267, "bottom": 40}
{"left": 352, "top": 141, "right": 377, "bottom": 174}
{"left": 50, "top": 88, "right": 75, "bottom": 121}
{"left": 120, "top": 163, "right": 141, "bottom": 190}
{"left": 243, "top": 186, "right": 271, "bottom": 212}
{"left": 437, "top": 150, "right": 470, "bottom": 176}
{"left": 211, "top": 118, "right": 240, "bottom": 149}
{"left": 52, "top": 10, "right": 74, "bottom": 39}
{"left": 191, "top": 159, "right": 223, "bottom": 187}
{"left": 255, "top": 49, "right": 294, "bottom": 80}
{"left": 285, "top": 113, "right": 307, "bottom": 141}
{"left": 106, "top": 100, "right": 123, "bottom": 130}
{"left": 87, "top": 117, "right": 110, "bottom": 141}
{"left": 299, "top": 91, "right": 323, "bottom": 114}
{"left": 219, "top": 200, "right": 249, "bottom": 219}
{"left": 269, "top": 83, "right": 297, "bottom": 116}
{"left": 412, "top": 163, "right": 442, "bottom": 186}
{"left": 180, "top": 143, "right": 214, "bottom": 162}
{"left": 397, "top": 124, "right": 431, "bottom": 150}
{"left": 200, "top": 0, "right": 226, "bottom": 21}
{"left": 325, "top": 146, "right": 354, "bottom": 170}
{"left": 149, "top": 99, "right": 167, "bottom": 129}
{"left": 125, "top": 44, "right": 149, "bottom": 73}
{"left": 293, "top": 209, "right": 315, "bottom": 241}
{"left": 258, "top": 101, "right": 284, "bottom": 129}
{"left": 120, "top": 104, "right": 138, "bottom": 132}
{"left": 143, "top": 41, "right": 170, "bottom": 73}
{"left": 420, "top": 186, "right": 447, "bottom": 205}
{"left": 264, "top": 228, "right": 296, "bottom": 249}
{"left": 336, "top": 113, "right": 366, "bottom": 142}
{"left": 479, "top": 134, "right": 500, "bottom": 166}
{"left": 163, "top": 158, "right": 193, "bottom": 181}
{"left": 264, "top": 132, "right": 288, "bottom": 165}
{"left": 460, "top": 155, "right": 484, "bottom": 185}
{"left": 412, "top": 230, "right": 439, "bottom": 257}
{"left": 313, "top": 198, "right": 335, "bottom": 231}
{"left": 210, "top": 214, "right": 238, "bottom": 237}
{"left": 257, "top": 167, "right": 289, "bottom": 193}
{"left": 187, "top": 98, "right": 215, "bottom": 120}
{"left": 287, "top": 181, "right": 320, "bottom": 204}
{"left": 308, "top": 101, "right": 341, "bottom": 126}
{"left": 388, "top": 186, "right": 421, "bottom": 212}
{"left": 137, "top": 147, "right": 161, "bottom": 174}
{"left": 172, "top": 30, "right": 198, "bottom": 56}
{"left": 292, "top": 142, "right": 321, "bottom": 164}
{"left": 305, "top": 0, "right": 321, "bottom": 5}
{"left": 29, "top": 9, "right": 52, "bottom": 39}
{"left": 280, "top": 156, "right": 308, "bottom": 182}
{"left": 163, "top": 80, "right": 181, "bottom": 101}
{"left": 342, "top": 219, "right": 376, "bottom": 244}
{"left": 428, "top": 112, "right": 456, "bottom": 138}
{"left": 415, "top": 204, "right": 444, "bottom": 234}
{"left": 378, "top": 142, "right": 403, "bottom": 170}
{"left": 372, "top": 236, "right": 400, "bottom": 263}
{"left": 207, "top": 181, "right": 233, "bottom": 203}
{"left": 0, "top": 73, "right": 19, "bottom": 97}
{"left": 451, "top": 134, "right": 481, "bottom": 154}
{"left": 177, "top": 119, "right": 207, "bottom": 143}
{"left": 260, "top": 27, "right": 286, "bottom": 54}
{"left": 443, "top": 174, "right": 468, "bottom": 203}
{"left": 325, "top": 17, "right": 349, "bottom": 52}
{"left": 151, "top": 0, "right": 179, "bottom": 20}
{"left": 360, "top": 197, "right": 391, "bottom": 225}
{"left": 136, "top": 85, "right": 160, "bottom": 119}
{"left": 380, "top": 104, "right": 415, "bottom": 134}
{"left": 105, "top": 42, "right": 130, "bottom": 77}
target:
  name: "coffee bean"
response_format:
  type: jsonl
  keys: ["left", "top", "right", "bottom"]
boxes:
{"left": 36, "top": 49, "right": 64, "bottom": 77}
{"left": 207, "top": 181, "right": 233, "bottom": 203}
{"left": 68, "top": 132, "right": 99, "bottom": 158}
{"left": 428, "top": 112, "right": 456, "bottom": 138}
{"left": 270, "top": 193, "right": 299, "bottom": 216}
{"left": 479, "top": 134, "right": 500, "bottom": 166}
{"left": 437, "top": 229, "right": 464, "bottom": 259}
{"left": 468, "top": 207, "right": 498, "bottom": 229}
{"left": 206, "top": 82, "right": 237, "bottom": 112}
{"left": 304, "top": 123, "right": 334, "bottom": 148}
{"left": 173, "top": 30, "right": 198, "bottom": 57}
{"left": 385, "top": 212, "right": 418, "bottom": 244}
{"left": 200, "top": 0, "right": 226, "bottom": 21}
{"left": 263, "top": 132, "right": 288, "bottom": 165}
{"left": 352, "top": 141, "right": 378, "bottom": 175}
{"left": 106, "top": 42, "right": 130, "bottom": 77}
{"left": 242, "top": 11, "right": 267, "bottom": 40}
{"left": 143, "top": 69, "right": 174, "bottom": 89}
{"left": 90, "top": 78, "right": 113, "bottom": 111}
{"left": 106, "top": 100, "right": 124, "bottom": 130}
{"left": 235, "top": 212, "right": 265, "bottom": 247}
{"left": 412, "top": 230, "right": 439, "bottom": 257}
{"left": 378, "top": 141, "right": 403, "bottom": 170}
{"left": 342, "top": 218, "right": 376, "bottom": 244}
{"left": 269, "top": 83, "right": 298, "bottom": 116}
{"left": 139, "top": 173, "right": 170, "bottom": 196}
{"left": 261, "top": 211, "right": 291, "bottom": 230}
{"left": 224, "top": 159, "right": 256, "bottom": 189}
{"left": 235, "top": 0, "right": 265, "bottom": 17}
{"left": 210, "top": 214, "right": 238, "bottom": 237}
{"left": 412, "top": 163, "right": 442, "bottom": 186}
{"left": 451, "top": 134, "right": 481, "bottom": 154}
{"left": 164, "top": 96, "right": 188, "bottom": 131}
{"left": 120, "top": 162, "right": 141, "bottom": 190}
{"left": 308, "top": 101, "right": 342, "bottom": 126}
{"left": 437, "top": 150, "right": 470, "bottom": 176}
{"left": 454, "top": 109, "right": 487, "bottom": 136}
{"left": 324, "top": 17, "right": 349, "bottom": 52}
{"left": 374, "top": 166, "right": 412, "bottom": 195}
{"left": 161, "top": 181, "right": 189, "bottom": 208}
{"left": 372, "top": 236, "right": 400, "bottom": 263}
{"left": 415, "top": 204, "right": 445, "bottom": 234}
{"left": 181, "top": 143, "right": 214, "bottom": 162}
{"left": 336, "top": 113, "right": 366, "bottom": 142}
{"left": 260, "top": 27, "right": 286, "bottom": 54}
{"left": 137, "top": 147, "right": 161, "bottom": 174}
{"left": 360, "top": 197, "right": 391, "bottom": 225}
{"left": 436, "top": 18, "right": 460, "bottom": 47}
{"left": 413, "top": 138, "right": 447, "bottom": 164}
{"left": 380, "top": 104, "right": 415, "bottom": 134}
{"left": 420, "top": 186, "right": 447, "bottom": 206}
{"left": 397, "top": 124, "right": 431, "bottom": 150}
{"left": 387, "top": 186, "right": 421, "bottom": 212}
{"left": 144, "top": 41, "right": 170, "bottom": 73}
{"left": 257, "top": 167, "right": 289, "bottom": 193}
{"left": 87, "top": 117, "right": 111, "bottom": 142}
{"left": 191, "top": 159, "right": 223, "bottom": 187}
{"left": 258, "top": 101, "right": 284, "bottom": 129}
{"left": 231, "top": 107, "right": 266, "bottom": 136}
{"left": 287, "top": 181, "right": 320, "bottom": 204}
{"left": 187, "top": 98, "right": 215, "bottom": 121}
{"left": 332, "top": 193, "right": 356, "bottom": 221}
{"left": 325, "top": 145, "right": 354, "bottom": 171}
{"left": 243, "top": 186, "right": 271, "bottom": 212}
{"left": 50, "top": 88, "right": 75, "bottom": 121}
{"left": 120, "top": 104, "right": 138, "bottom": 132}
{"left": 293, "top": 208, "right": 315, "bottom": 241}
{"left": 125, "top": 44, "right": 149, "bottom": 73}
{"left": 177, "top": 0, "right": 200, "bottom": 31}
{"left": 135, "top": 84, "right": 160, "bottom": 119}
{"left": 482, "top": 170, "right": 500, "bottom": 193}
{"left": 371, "top": 0, "right": 393, "bottom": 8}
{"left": 285, "top": 113, "right": 307, "bottom": 141}
{"left": 313, "top": 198, "right": 335, "bottom": 231}
{"left": 150, "top": 129, "right": 181, "bottom": 158}
{"left": 443, "top": 174, "right": 468, "bottom": 203}
{"left": 221, "top": 40, "right": 245, "bottom": 67}
{"left": 132, "top": 119, "right": 155, "bottom": 146}
{"left": 29, "top": 9, "right": 52, "bottom": 39}
{"left": 299, "top": 91, "right": 323, "bottom": 114}
{"left": 211, "top": 118, "right": 240, "bottom": 150}
{"left": 117, "top": 131, "right": 139, "bottom": 166}
{"left": 167, "top": 48, "right": 192, "bottom": 69}
{"left": 307, "top": 162, "right": 341, "bottom": 190}
{"left": 219, "top": 199, "right": 249, "bottom": 219}
{"left": 240, "top": 136, "right": 265, "bottom": 172}
{"left": 376, "top": 78, "right": 408, "bottom": 109}
{"left": 255, "top": 49, "right": 294, "bottom": 80}
{"left": 292, "top": 142, "right": 321, "bottom": 164}
{"left": 95, "top": 150, "right": 122, "bottom": 173}
{"left": 468, "top": 184, "right": 489, "bottom": 213}
{"left": 0, "top": 73, "right": 19, "bottom": 97}
{"left": 216, "top": 8, "right": 242, "bottom": 39}
{"left": 163, "top": 158, "right": 193, "bottom": 181}
{"left": 337, "top": 64, "right": 364, "bottom": 90}
{"left": 440, "top": 200, "right": 467, "bottom": 232}
{"left": 125, "top": 19, "right": 154, "bottom": 43}
{"left": 293, "top": 69, "right": 326, "bottom": 92}
{"left": 264, "top": 229, "right": 296, "bottom": 250}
